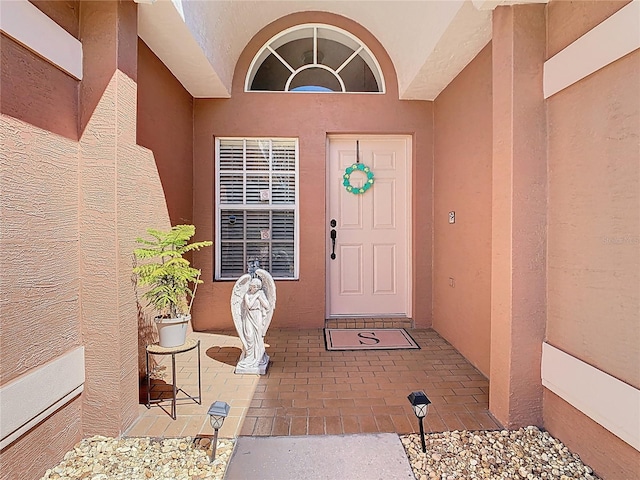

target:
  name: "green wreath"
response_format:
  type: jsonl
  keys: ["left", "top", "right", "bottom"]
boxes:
{"left": 343, "top": 163, "right": 374, "bottom": 194}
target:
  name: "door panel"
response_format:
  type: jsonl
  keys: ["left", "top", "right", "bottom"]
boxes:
{"left": 327, "top": 136, "right": 410, "bottom": 317}
{"left": 339, "top": 244, "right": 363, "bottom": 295}
{"left": 372, "top": 179, "right": 396, "bottom": 228}
{"left": 373, "top": 244, "right": 397, "bottom": 294}
{"left": 339, "top": 187, "right": 363, "bottom": 228}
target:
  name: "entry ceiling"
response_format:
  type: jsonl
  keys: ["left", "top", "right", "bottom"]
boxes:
{"left": 137, "top": 0, "right": 547, "bottom": 100}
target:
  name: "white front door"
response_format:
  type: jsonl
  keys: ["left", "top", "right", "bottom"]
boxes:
{"left": 327, "top": 135, "right": 411, "bottom": 317}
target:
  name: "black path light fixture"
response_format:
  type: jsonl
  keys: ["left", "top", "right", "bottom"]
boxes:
{"left": 207, "top": 401, "right": 230, "bottom": 462}
{"left": 407, "top": 390, "right": 431, "bottom": 453}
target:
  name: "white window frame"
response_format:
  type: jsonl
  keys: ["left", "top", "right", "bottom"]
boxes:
{"left": 215, "top": 137, "right": 300, "bottom": 280}
{"left": 245, "top": 23, "right": 385, "bottom": 94}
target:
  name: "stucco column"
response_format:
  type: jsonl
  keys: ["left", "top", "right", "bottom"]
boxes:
{"left": 79, "top": 0, "right": 140, "bottom": 436}
{"left": 489, "top": 4, "right": 546, "bottom": 428}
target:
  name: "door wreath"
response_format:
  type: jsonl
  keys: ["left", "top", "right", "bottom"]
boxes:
{"left": 343, "top": 163, "right": 374, "bottom": 194}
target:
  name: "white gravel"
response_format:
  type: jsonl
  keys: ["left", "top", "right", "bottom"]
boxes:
{"left": 401, "top": 426, "right": 600, "bottom": 480}
{"left": 41, "top": 427, "right": 599, "bottom": 480}
{"left": 40, "top": 436, "right": 234, "bottom": 480}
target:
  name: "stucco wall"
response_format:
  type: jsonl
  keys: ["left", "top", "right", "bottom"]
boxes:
{"left": 0, "top": 35, "right": 78, "bottom": 140}
{"left": 0, "top": 114, "right": 82, "bottom": 478}
{"left": 546, "top": 47, "right": 639, "bottom": 391}
{"left": 1, "top": 2, "right": 172, "bottom": 476}
{"left": 0, "top": 397, "right": 82, "bottom": 480}
{"left": 137, "top": 39, "right": 194, "bottom": 227}
{"left": 191, "top": 12, "right": 434, "bottom": 330}
{"left": 546, "top": 0, "right": 632, "bottom": 58}
{"left": 432, "top": 44, "right": 492, "bottom": 377}
{"left": 490, "top": 4, "right": 547, "bottom": 429}
{"left": 0, "top": 113, "right": 82, "bottom": 385}
{"left": 0, "top": 22, "right": 82, "bottom": 476}
{"left": 30, "top": 0, "right": 80, "bottom": 38}
{"left": 0, "top": 1, "right": 79, "bottom": 140}
{"left": 544, "top": 2, "right": 639, "bottom": 477}
{"left": 543, "top": 391, "right": 639, "bottom": 480}
{"left": 78, "top": 0, "right": 170, "bottom": 436}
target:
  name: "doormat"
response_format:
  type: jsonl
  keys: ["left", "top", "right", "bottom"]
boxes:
{"left": 324, "top": 328, "right": 420, "bottom": 351}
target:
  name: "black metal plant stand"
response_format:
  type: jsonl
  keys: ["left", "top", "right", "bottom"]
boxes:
{"left": 146, "top": 338, "right": 201, "bottom": 419}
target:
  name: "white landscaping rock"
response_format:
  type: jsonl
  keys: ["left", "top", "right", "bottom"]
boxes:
{"left": 400, "top": 426, "right": 601, "bottom": 480}
{"left": 40, "top": 436, "right": 235, "bottom": 480}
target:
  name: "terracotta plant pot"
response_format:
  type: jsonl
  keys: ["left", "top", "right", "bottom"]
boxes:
{"left": 155, "top": 314, "right": 191, "bottom": 348}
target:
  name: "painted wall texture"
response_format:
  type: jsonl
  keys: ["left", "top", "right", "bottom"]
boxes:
{"left": 0, "top": 397, "right": 82, "bottom": 480}
{"left": 0, "top": 1, "right": 79, "bottom": 140}
{"left": 433, "top": 43, "right": 492, "bottom": 378}
{"left": 546, "top": 48, "right": 639, "bottom": 391}
{"left": 546, "top": 0, "right": 632, "bottom": 57}
{"left": 78, "top": 0, "right": 144, "bottom": 439}
{"left": 0, "top": 35, "right": 77, "bottom": 140}
{"left": 490, "top": 4, "right": 547, "bottom": 430}
{"left": 545, "top": 0, "right": 639, "bottom": 390}
{"left": 0, "top": 115, "right": 82, "bottom": 385}
{"left": 191, "top": 12, "right": 434, "bottom": 330}
{"left": 30, "top": 0, "right": 80, "bottom": 38}
{"left": 544, "top": 1, "right": 640, "bottom": 478}
{"left": 0, "top": 114, "right": 83, "bottom": 480}
{"left": 1, "top": 2, "right": 171, "bottom": 476}
{"left": 137, "top": 39, "right": 194, "bottom": 227}
{"left": 0, "top": 11, "right": 82, "bottom": 476}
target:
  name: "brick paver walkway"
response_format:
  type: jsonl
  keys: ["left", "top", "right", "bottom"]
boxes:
{"left": 125, "top": 328, "right": 501, "bottom": 439}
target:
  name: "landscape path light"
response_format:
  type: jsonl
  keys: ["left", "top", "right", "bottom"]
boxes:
{"left": 207, "top": 401, "right": 230, "bottom": 463}
{"left": 407, "top": 390, "right": 431, "bottom": 453}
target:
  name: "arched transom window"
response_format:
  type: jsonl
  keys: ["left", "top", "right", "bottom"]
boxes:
{"left": 246, "top": 24, "right": 385, "bottom": 93}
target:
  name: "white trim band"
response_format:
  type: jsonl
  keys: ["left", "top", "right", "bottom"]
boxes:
{"left": 544, "top": 0, "right": 640, "bottom": 99}
{"left": 472, "top": 0, "right": 548, "bottom": 11}
{"left": 0, "top": 347, "right": 85, "bottom": 450}
{"left": 541, "top": 342, "right": 640, "bottom": 451}
{"left": 0, "top": 0, "right": 83, "bottom": 80}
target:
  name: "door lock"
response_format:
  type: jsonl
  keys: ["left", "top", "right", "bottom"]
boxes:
{"left": 330, "top": 219, "right": 337, "bottom": 260}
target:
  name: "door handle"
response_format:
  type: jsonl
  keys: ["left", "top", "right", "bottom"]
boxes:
{"left": 330, "top": 229, "right": 337, "bottom": 260}
{"left": 330, "top": 219, "right": 337, "bottom": 260}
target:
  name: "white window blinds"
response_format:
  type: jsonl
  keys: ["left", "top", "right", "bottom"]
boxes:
{"left": 216, "top": 138, "right": 298, "bottom": 280}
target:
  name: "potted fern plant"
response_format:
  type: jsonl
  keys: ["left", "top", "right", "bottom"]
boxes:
{"left": 133, "top": 224, "right": 212, "bottom": 348}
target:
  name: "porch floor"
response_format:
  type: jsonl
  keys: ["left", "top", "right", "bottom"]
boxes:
{"left": 124, "top": 328, "right": 501, "bottom": 439}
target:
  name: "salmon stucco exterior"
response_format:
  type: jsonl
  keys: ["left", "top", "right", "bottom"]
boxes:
{"left": 1, "top": 1, "right": 638, "bottom": 479}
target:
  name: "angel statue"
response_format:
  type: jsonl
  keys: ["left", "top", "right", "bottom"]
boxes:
{"left": 231, "top": 268, "right": 276, "bottom": 375}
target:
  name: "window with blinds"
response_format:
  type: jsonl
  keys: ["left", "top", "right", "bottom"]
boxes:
{"left": 215, "top": 138, "right": 299, "bottom": 280}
